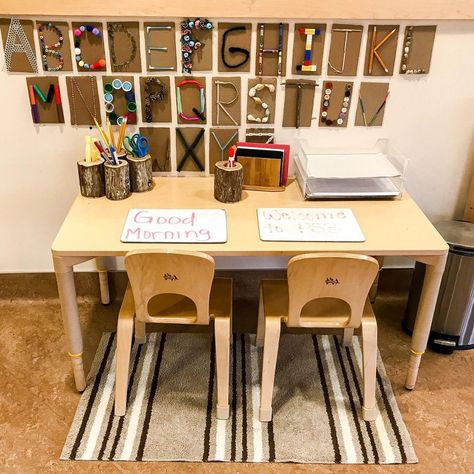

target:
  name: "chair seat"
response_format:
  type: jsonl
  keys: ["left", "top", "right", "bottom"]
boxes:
{"left": 261, "top": 279, "right": 374, "bottom": 328}
{"left": 146, "top": 277, "right": 232, "bottom": 321}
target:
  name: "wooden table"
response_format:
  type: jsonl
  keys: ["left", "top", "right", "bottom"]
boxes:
{"left": 52, "top": 177, "right": 448, "bottom": 392}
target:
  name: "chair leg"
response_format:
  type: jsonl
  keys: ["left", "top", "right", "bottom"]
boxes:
{"left": 342, "top": 328, "right": 354, "bottom": 346}
{"left": 259, "top": 316, "right": 281, "bottom": 422}
{"left": 256, "top": 284, "right": 265, "bottom": 347}
{"left": 115, "top": 312, "right": 134, "bottom": 416}
{"left": 134, "top": 319, "right": 146, "bottom": 344}
{"left": 214, "top": 316, "right": 230, "bottom": 420}
{"left": 361, "top": 317, "right": 378, "bottom": 421}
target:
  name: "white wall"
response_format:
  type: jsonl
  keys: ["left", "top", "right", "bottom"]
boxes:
{"left": 0, "top": 17, "right": 473, "bottom": 272}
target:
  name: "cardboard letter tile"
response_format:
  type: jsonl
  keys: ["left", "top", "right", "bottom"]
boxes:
{"left": 71, "top": 22, "right": 106, "bottom": 73}
{"left": 139, "top": 127, "right": 171, "bottom": 172}
{"left": 175, "top": 76, "right": 207, "bottom": 125}
{"left": 400, "top": 25, "right": 437, "bottom": 75}
{"left": 26, "top": 76, "right": 64, "bottom": 124}
{"left": 292, "top": 24, "right": 326, "bottom": 76}
{"left": 107, "top": 22, "right": 142, "bottom": 73}
{"left": 144, "top": 22, "right": 176, "bottom": 72}
{"left": 36, "top": 20, "right": 72, "bottom": 72}
{"left": 66, "top": 76, "right": 101, "bottom": 126}
{"left": 327, "top": 24, "right": 363, "bottom": 76}
{"left": 282, "top": 79, "right": 317, "bottom": 128}
{"left": 209, "top": 128, "right": 239, "bottom": 173}
{"left": 212, "top": 76, "right": 241, "bottom": 126}
{"left": 218, "top": 23, "right": 252, "bottom": 73}
{"left": 319, "top": 80, "right": 353, "bottom": 128}
{"left": 140, "top": 76, "right": 171, "bottom": 123}
{"left": 355, "top": 82, "right": 390, "bottom": 127}
{"left": 247, "top": 78, "right": 277, "bottom": 125}
{"left": 255, "top": 23, "right": 288, "bottom": 77}
{"left": 364, "top": 25, "right": 399, "bottom": 76}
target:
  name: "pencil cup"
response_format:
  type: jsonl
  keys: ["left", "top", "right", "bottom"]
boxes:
{"left": 104, "top": 159, "right": 130, "bottom": 200}
{"left": 77, "top": 159, "right": 105, "bottom": 198}
{"left": 126, "top": 154, "right": 153, "bottom": 193}
{"left": 214, "top": 161, "right": 244, "bottom": 203}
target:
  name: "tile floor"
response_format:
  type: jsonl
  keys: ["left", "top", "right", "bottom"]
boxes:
{"left": 0, "top": 270, "right": 473, "bottom": 473}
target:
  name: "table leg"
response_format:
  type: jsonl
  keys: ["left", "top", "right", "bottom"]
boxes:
{"left": 95, "top": 257, "right": 110, "bottom": 305}
{"left": 53, "top": 255, "right": 92, "bottom": 392}
{"left": 405, "top": 254, "right": 447, "bottom": 390}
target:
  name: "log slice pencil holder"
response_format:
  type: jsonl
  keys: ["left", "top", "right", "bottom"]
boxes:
{"left": 214, "top": 161, "right": 244, "bottom": 203}
{"left": 77, "top": 159, "right": 105, "bottom": 198}
{"left": 104, "top": 159, "right": 130, "bottom": 200}
{"left": 126, "top": 153, "right": 153, "bottom": 192}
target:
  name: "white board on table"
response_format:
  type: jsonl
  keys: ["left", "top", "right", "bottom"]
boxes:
{"left": 257, "top": 208, "right": 365, "bottom": 242}
{"left": 121, "top": 209, "right": 227, "bottom": 243}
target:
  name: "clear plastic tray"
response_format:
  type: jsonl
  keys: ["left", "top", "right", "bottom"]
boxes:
{"left": 295, "top": 139, "right": 408, "bottom": 200}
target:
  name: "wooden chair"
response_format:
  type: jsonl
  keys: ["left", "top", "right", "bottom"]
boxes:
{"left": 115, "top": 249, "right": 232, "bottom": 419}
{"left": 256, "top": 253, "right": 379, "bottom": 422}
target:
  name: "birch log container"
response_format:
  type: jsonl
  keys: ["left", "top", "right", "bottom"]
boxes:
{"left": 104, "top": 159, "right": 130, "bottom": 200}
{"left": 214, "top": 161, "right": 244, "bottom": 203}
{"left": 77, "top": 159, "right": 105, "bottom": 198}
{"left": 126, "top": 153, "right": 153, "bottom": 192}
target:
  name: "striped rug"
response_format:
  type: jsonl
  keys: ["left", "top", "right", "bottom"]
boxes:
{"left": 61, "top": 332, "right": 417, "bottom": 463}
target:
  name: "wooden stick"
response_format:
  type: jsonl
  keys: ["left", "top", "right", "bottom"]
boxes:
{"left": 369, "top": 26, "right": 376, "bottom": 74}
{"left": 373, "top": 50, "right": 389, "bottom": 73}
{"left": 374, "top": 28, "right": 397, "bottom": 51}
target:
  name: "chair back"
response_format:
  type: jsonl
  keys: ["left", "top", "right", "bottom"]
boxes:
{"left": 124, "top": 250, "right": 215, "bottom": 324}
{"left": 287, "top": 253, "right": 379, "bottom": 328}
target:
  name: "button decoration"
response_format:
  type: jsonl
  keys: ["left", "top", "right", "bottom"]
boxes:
{"left": 320, "top": 82, "right": 352, "bottom": 127}
{"left": 74, "top": 25, "right": 106, "bottom": 70}
{"left": 37, "top": 22, "right": 64, "bottom": 72}
{"left": 180, "top": 18, "right": 214, "bottom": 74}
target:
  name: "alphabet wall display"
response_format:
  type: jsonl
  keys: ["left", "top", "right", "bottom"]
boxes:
{"left": 257, "top": 208, "right": 365, "bottom": 242}
{"left": 121, "top": 209, "right": 227, "bottom": 243}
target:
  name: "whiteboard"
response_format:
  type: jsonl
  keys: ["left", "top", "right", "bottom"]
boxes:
{"left": 257, "top": 208, "right": 365, "bottom": 242}
{"left": 121, "top": 209, "right": 227, "bottom": 243}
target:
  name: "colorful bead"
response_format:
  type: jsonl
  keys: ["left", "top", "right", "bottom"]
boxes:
{"left": 74, "top": 25, "right": 106, "bottom": 71}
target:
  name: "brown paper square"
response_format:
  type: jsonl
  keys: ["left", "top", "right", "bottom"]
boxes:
{"left": 212, "top": 77, "right": 241, "bottom": 126}
{"left": 364, "top": 25, "right": 399, "bottom": 76}
{"left": 355, "top": 82, "right": 390, "bottom": 127}
{"left": 318, "top": 80, "right": 353, "bottom": 128}
{"left": 218, "top": 23, "right": 252, "bottom": 73}
{"left": 71, "top": 22, "right": 106, "bottom": 73}
{"left": 0, "top": 19, "right": 37, "bottom": 72}
{"left": 107, "top": 22, "right": 141, "bottom": 73}
{"left": 66, "top": 76, "right": 101, "bottom": 126}
{"left": 327, "top": 24, "right": 363, "bottom": 76}
{"left": 179, "top": 21, "right": 213, "bottom": 72}
{"left": 102, "top": 76, "right": 137, "bottom": 124}
{"left": 175, "top": 76, "right": 207, "bottom": 125}
{"left": 282, "top": 79, "right": 317, "bottom": 128}
{"left": 247, "top": 78, "right": 277, "bottom": 125}
{"left": 139, "top": 127, "right": 171, "bottom": 172}
{"left": 255, "top": 23, "right": 288, "bottom": 77}
{"left": 26, "top": 77, "right": 64, "bottom": 124}
{"left": 400, "top": 26, "right": 437, "bottom": 74}
{"left": 140, "top": 76, "right": 171, "bottom": 123}
{"left": 36, "top": 21, "right": 72, "bottom": 72}
{"left": 144, "top": 22, "right": 177, "bottom": 72}
{"left": 245, "top": 128, "right": 275, "bottom": 144}
{"left": 176, "top": 127, "right": 206, "bottom": 172}
{"left": 209, "top": 128, "right": 239, "bottom": 173}
{"left": 292, "top": 24, "right": 326, "bottom": 76}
